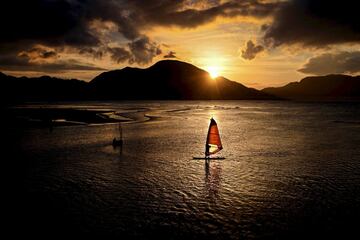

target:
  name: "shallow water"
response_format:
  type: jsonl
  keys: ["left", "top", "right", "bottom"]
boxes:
{"left": 12, "top": 101, "right": 360, "bottom": 239}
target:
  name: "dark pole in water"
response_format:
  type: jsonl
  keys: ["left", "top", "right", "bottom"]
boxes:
{"left": 205, "top": 144, "right": 210, "bottom": 160}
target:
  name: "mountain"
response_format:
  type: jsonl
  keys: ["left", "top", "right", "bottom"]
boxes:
{"left": 89, "top": 60, "right": 275, "bottom": 100}
{"left": 262, "top": 74, "right": 360, "bottom": 101}
{"left": 1, "top": 60, "right": 276, "bottom": 103}
{"left": 0, "top": 73, "right": 88, "bottom": 103}
{"left": 3, "top": 62, "right": 360, "bottom": 103}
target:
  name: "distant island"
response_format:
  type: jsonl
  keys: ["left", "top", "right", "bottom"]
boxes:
{"left": 1, "top": 60, "right": 359, "bottom": 103}
{"left": 263, "top": 75, "right": 360, "bottom": 101}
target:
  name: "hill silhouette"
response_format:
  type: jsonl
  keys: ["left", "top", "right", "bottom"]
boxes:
{"left": 4, "top": 60, "right": 359, "bottom": 103}
{"left": 262, "top": 74, "right": 360, "bottom": 101}
{"left": 0, "top": 73, "right": 88, "bottom": 103}
{"left": 90, "top": 60, "right": 275, "bottom": 100}
{"left": 1, "top": 60, "right": 275, "bottom": 103}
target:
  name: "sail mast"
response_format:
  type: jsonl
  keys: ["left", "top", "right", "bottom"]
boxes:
{"left": 119, "top": 123, "right": 122, "bottom": 140}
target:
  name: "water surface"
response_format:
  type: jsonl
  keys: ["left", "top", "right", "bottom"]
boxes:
{"left": 12, "top": 101, "right": 360, "bottom": 239}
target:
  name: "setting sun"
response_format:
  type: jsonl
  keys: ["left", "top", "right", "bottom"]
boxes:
{"left": 206, "top": 66, "right": 220, "bottom": 79}
{"left": 5, "top": 1, "right": 360, "bottom": 239}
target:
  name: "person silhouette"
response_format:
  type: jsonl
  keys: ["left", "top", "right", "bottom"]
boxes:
{"left": 205, "top": 144, "right": 210, "bottom": 159}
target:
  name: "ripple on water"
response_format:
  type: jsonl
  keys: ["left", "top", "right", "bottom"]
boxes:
{"left": 22, "top": 101, "right": 360, "bottom": 239}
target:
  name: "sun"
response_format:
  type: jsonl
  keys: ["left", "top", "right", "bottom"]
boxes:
{"left": 206, "top": 66, "right": 220, "bottom": 79}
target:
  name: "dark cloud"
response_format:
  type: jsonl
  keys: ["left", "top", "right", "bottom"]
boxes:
{"left": 141, "top": 0, "right": 280, "bottom": 28}
{"left": 1, "top": 0, "right": 281, "bottom": 48}
{"left": 1, "top": 1, "right": 99, "bottom": 47}
{"left": 18, "top": 47, "right": 58, "bottom": 60}
{"left": 0, "top": 55, "right": 105, "bottom": 72}
{"left": 241, "top": 40, "right": 264, "bottom": 60}
{"left": 6, "top": 0, "right": 264, "bottom": 45}
{"left": 107, "top": 37, "right": 162, "bottom": 64}
{"left": 128, "top": 37, "right": 162, "bottom": 65}
{"left": 164, "top": 51, "right": 177, "bottom": 59}
{"left": 78, "top": 47, "right": 104, "bottom": 59}
{"left": 298, "top": 51, "right": 360, "bottom": 75}
{"left": 263, "top": 0, "right": 360, "bottom": 47}
{"left": 107, "top": 47, "right": 131, "bottom": 64}
{"left": 0, "top": 0, "right": 282, "bottom": 72}
{"left": 41, "top": 51, "right": 57, "bottom": 59}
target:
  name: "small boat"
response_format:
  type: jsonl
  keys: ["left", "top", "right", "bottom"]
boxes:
{"left": 193, "top": 118, "right": 225, "bottom": 160}
{"left": 112, "top": 123, "right": 123, "bottom": 147}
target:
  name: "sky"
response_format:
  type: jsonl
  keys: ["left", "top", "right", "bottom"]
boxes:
{"left": 1, "top": 0, "right": 359, "bottom": 89}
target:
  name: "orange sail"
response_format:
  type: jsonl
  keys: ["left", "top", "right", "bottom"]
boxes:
{"left": 205, "top": 118, "right": 223, "bottom": 156}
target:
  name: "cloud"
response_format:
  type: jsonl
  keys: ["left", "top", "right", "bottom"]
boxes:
{"left": 241, "top": 40, "right": 264, "bottom": 60}
{"left": 142, "top": 0, "right": 280, "bottom": 28}
{"left": 107, "top": 47, "right": 131, "bottom": 64}
{"left": 78, "top": 47, "right": 104, "bottom": 59}
{"left": 128, "top": 36, "right": 162, "bottom": 65}
{"left": 1, "top": 0, "right": 281, "bottom": 49}
{"left": 0, "top": 55, "right": 105, "bottom": 72}
{"left": 164, "top": 51, "right": 177, "bottom": 59}
{"left": 0, "top": 0, "right": 282, "bottom": 72}
{"left": 298, "top": 51, "right": 360, "bottom": 75}
{"left": 107, "top": 36, "right": 162, "bottom": 64}
{"left": 263, "top": 0, "right": 360, "bottom": 47}
{"left": 18, "top": 47, "right": 58, "bottom": 60}
{"left": 1, "top": 1, "right": 99, "bottom": 47}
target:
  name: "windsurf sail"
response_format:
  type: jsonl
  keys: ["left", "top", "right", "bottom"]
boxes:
{"left": 205, "top": 118, "right": 223, "bottom": 156}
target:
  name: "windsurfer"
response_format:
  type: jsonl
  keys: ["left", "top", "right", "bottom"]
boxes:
{"left": 205, "top": 144, "right": 210, "bottom": 158}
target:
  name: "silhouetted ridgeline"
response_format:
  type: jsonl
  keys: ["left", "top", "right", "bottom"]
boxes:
{"left": 90, "top": 60, "right": 274, "bottom": 100}
{"left": 262, "top": 75, "right": 360, "bottom": 101}
{"left": 1, "top": 60, "right": 275, "bottom": 103}
{"left": 0, "top": 72, "right": 89, "bottom": 103}
{"left": 2, "top": 60, "right": 360, "bottom": 103}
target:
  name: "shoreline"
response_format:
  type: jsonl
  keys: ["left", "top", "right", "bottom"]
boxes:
{"left": 4, "top": 107, "right": 133, "bottom": 128}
